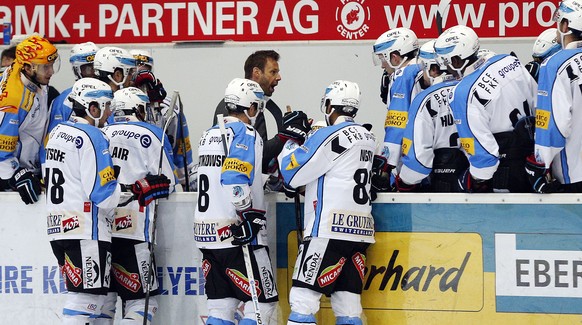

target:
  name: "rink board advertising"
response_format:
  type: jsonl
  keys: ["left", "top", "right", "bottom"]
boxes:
{"left": 0, "top": 0, "right": 559, "bottom": 44}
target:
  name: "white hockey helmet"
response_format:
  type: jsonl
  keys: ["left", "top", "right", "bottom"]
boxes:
{"left": 320, "top": 80, "right": 361, "bottom": 125}
{"left": 93, "top": 46, "right": 136, "bottom": 87}
{"left": 111, "top": 87, "right": 150, "bottom": 122}
{"left": 69, "top": 42, "right": 99, "bottom": 80}
{"left": 553, "top": 0, "right": 582, "bottom": 46}
{"left": 224, "top": 78, "right": 265, "bottom": 126}
{"left": 435, "top": 25, "right": 480, "bottom": 76}
{"left": 418, "top": 40, "right": 448, "bottom": 85}
{"left": 373, "top": 28, "right": 419, "bottom": 68}
{"left": 532, "top": 28, "right": 560, "bottom": 59}
{"left": 130, "top": 49, "right": 154, "bottom": 71}
{"left": 69, "top": 78, "right": 114, "bottom": 126}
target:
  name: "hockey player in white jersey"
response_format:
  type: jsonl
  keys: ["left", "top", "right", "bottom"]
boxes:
{"left": 435, "top": 25, "right": 537, "bottom": 193}
{"left": 279, "top": 80, "right": 376, "bottom": 325}
{"left": 42, "top": 78, "right": 171, "bottom": 325}
{"left": 372, "top": 28, "right": 422, "bottom": 176}
{"left": 526, "top": 0, "right": 582, "bottom": 193}
{"left": 131, "top": 49, "right": 197, "bottom": 192}
{"left": 397, "top": 40, "right": 468, "bottom": 192}
{"left": 47, "top": 41, "right": 100, "bottom": 135}
{"left": 95, "top": 87, "right": 177, "bottom": 324}
{"left": 195, "top": 78, "right": 278, "bottom": 325}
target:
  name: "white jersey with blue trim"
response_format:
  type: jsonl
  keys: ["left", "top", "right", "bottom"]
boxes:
{"left": 400, "top": 79, "right": 460, "bottom": 185}
{"left": 194, "top": 116, "right": 266, "bottom": 249}
{"left": 535, "top": 47, "right": 582, "bottom": 184}
{"left": 448, "top": 54, "right": 536, "bottom": 180}
{"left": 102, "top": 120, "right": 177, "bottom": 242}
{"left": 279, "top": 116, "right": 376, "bottom": 244}
{"left": 42, "top": 117, "right": 122, "bottom": 242}
{"left": 382, "top": 63, "right": 423, "bottom": 168}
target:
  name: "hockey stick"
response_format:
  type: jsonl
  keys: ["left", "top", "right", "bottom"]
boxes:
{"left": 143, "top": 90, "right": 178, "bottom": 325}
{"left": 217, "top": 113, "right": 264, "bottom": 325}
{"left": 285, "top": 105, "right": 304, "bottom": 248}
{"left": 176, "top": 93, "right": 191, "bottom": 192}
{"left": 436, "top": 0, "right": 451, "bottom": 35}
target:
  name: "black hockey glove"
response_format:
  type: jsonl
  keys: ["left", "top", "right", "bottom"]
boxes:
{"left": 133, "top": 70, "right": 167, "bottom": 104}
{"left": 525, "top": 154, "right": 562, "bottom": 193}
{"left": 230, "top": 208, "right": 266, "bottom": 246}
{"left": 9, "top": 167, "right": 41, "bottom": 205}
{"left": 395, "top": 175, "right": 418, "bottom": 192}
{"left": 279, "top": 110, "right": 311, "bottom": 144}
{"left": 458, "top": 168, "right": 492, "bottom": 193}
{"left": 380, "top": 70, "right": 390, "bottom": 105}
{"left": 370, "top": 155, "right": 393, "bottom": 200}
{"left": 525, "top": 61, "right": 540, "bottom": 83}
{"left": 131, "top": 174, "right": 171, "bottom": 206}
{"left": 372, "top": 155, "right": 390, "bottom": 177}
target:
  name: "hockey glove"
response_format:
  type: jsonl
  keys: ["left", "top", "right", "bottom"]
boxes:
{"left": 9, "top": 167, "right": 41, "bottom": 205}
{"left": 230, "top": 208, "right": 266, "bottom": 246}
{"left": 458, "top": 168, "right": 492, "bottom": 193}
{"left": 380, "top": 70, "right": 390, "bottom": 105}
{"left": 279, "top": 110, "right": 311, "bottom": 144}
{"left": 133, "top": 70, "right": 167, "bottom": 104}
{"left": 525, "top": 154, "right": 562, "bottom": 193}
{"left": 525, "top": 60, "right": 540, "bottom": 82}
{"left": 131, "top": 174, "right": 171, "bottom": 206}
{"left": 395, "top": 175, "right": 418, "bottom": 192}
{"left": 372, "top": 155, "right": 390, "bottom": 177}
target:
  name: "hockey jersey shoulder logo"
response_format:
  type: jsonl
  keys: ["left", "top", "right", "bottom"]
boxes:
{"left": 285, "top": 153, "right": 300, "bottom": 170}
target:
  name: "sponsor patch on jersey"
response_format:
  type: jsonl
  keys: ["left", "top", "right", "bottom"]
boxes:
{"left": 537, "top": 90, "right": 548, "bottom": 97}
{"left": 114, "top": 214, "right": 133, "bottom": 232}
{"left": 140, "top": 134, "right": 152, "bottom": 148}
{"left": 352, "top": 252, "right": 366, "bottom": 281}
{"left": 297, "top": 243, "right": 325, "bottom": 286}
{"left": 47, "top": 214, "right": 62, "bottom": 235}
{"left": 460, "top": 138, "right": 475, "bottom": 156}
{"left": 385, "top": 110, "right": 408, "bottom": 129}
{"left": 330, "top": 211, "right": 375, "bottom": 236}
{"left": 112, "top": 263, "right": 141, "bottom": 293}
{"left": 194, "top": 221, "right": 218, "bottom": 242}
{"left": 75, "top": 136, "right": 84, "bottom": 149}
{"left": 63, "top": 216, "right": 81, "bottom": 233}
{"left": 202, "top": 259, "right": 211, "bottom": 279}
{"left": 83, "top": 256, "right": 101, "bottom": 289}
{"left": 0, "top": 135, "right": 18, "bottom": 152}
{"left": 222, "top": 158, "right": 253, "bottom": 177}
{"left": 64, "top": 254, "right": 82, "bottom": 287}
{"left": 317, "top": 257, "right": 346, "bottom": 287}
{"left": 99, "top": 166, "right": 116, "bottom": 186}
{"left": 84, "top": 202, "right": 91, "bottom": 212}
{"left": 392, "top": 92, "right": 405, "bottom": 99}
{"left": 235, "top": 143, "right": 248, "bottom": 150}
{"left": 217, "top": 225, "right": 233, "bottom": 241}
{"left": 8, "top": 118, "right": 18, "bottom": 125}
{"left": 536, "top": 110, "right": 550, "bottom": 130}
{"left": 402, "top": 137, "right": 412, "bottom": 156}
{"left": 285, "top": 153, "right": 300, "bottom": 170}
{"left": 226, "top": 268, "right": 261, "bottom": 297}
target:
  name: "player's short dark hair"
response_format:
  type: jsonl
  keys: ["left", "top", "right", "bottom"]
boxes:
{"left": 244, "top": 50, "right": 280, "bottom": 79}
{"left": 1, "top": 46, "right": 16, "bottom": 61}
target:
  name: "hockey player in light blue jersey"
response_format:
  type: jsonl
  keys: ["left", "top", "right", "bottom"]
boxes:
{"left": 280, "top": 80, "right": 376, "bottom": 325}
{"left": 43, "top": 78, "right": 171, "bottom": 325}
{"left": 526, "top": 0, "right": 582, "bottom": 193}
{"left": 97, "top": 87, "right": 177, "bottom": 324}
{"left": 131, "top": 49, "right": 198, "bottom": 192}
{"left": 397, "top": 40, "right": 468, "bottom": 192}
{"left": 435, "top": 25, "right": 537, "bottom": 193}
{"left": 46, "top": 42, "right": 100, "bottom": 135}
{"left": 195, "top": 78, "right": 280, "bottom": 325}
{"left": 372, "top": 27, "right": 423, "bottom": 175}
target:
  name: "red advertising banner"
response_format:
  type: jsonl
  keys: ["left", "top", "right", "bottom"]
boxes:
{"left": 0, "top": 0, "right": 557, "bottom": 44}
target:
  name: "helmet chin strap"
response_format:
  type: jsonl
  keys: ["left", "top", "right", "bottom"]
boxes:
{"left": 107, "top": 74, "right": 125, "bottom": 88}
{"left": 558, "top": 28, "right": 573, "bottom": 49}
{"left": 243, "top": 109, "right": 257, "bottom": 126}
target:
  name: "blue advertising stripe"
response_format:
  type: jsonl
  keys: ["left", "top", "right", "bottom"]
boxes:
{"left": 514, "top": 233, "right": 582, "bottom": 251}
{"left": 277, "top": 202, "right": 582, "bottom": 270}
{"left": 496, "top": 296, "right": 582, "bottom": 314}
